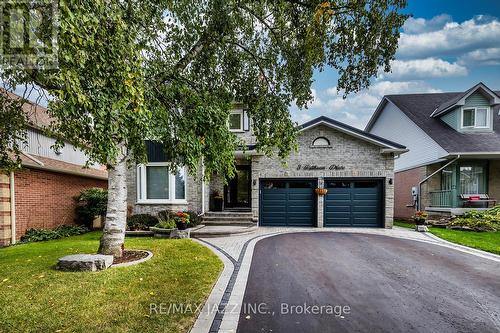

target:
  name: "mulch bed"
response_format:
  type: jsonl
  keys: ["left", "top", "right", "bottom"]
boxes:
{"left": 113, "top": 250, "right": 150, "bottom": 265}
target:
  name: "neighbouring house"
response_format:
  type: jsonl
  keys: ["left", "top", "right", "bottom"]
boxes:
{"left": 365, "top": 82, "right": 500, "bottom": 219}
{"left": 0, "top": 91, "right": 107, "bottom": 246}
{"left": 127, "top": 111, "right": 407, "bottom": 228}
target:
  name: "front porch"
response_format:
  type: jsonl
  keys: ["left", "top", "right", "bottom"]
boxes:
{"left": 424, "top": 159, "right": 499, "bottom": 215}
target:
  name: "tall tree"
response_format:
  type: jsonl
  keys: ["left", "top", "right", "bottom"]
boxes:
{"left": 0, "top": 0, "right": 408, "bottom": 256}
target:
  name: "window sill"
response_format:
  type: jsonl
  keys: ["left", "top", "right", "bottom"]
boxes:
{"left": 229, "top": 129, "right": 245, "bottom": 133}
{"left": 136, "top": 200, "right": 188, "bottom": 205}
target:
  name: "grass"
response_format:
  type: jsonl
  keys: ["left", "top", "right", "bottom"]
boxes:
{"left": 428, "top": 228, "right": 500, "bottom": 255}
{"left": 394, "top": 219, "right": 500, "bottom": 255}
{"left": 0, "top": 232, "right": 223, "bottom": 333}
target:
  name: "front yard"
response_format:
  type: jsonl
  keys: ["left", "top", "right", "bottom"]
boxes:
{"left": 0, "top": 232, "right": 223, "bottom": 333}
{"left": 394, "top": 220, "right": 500, "bottom": 255}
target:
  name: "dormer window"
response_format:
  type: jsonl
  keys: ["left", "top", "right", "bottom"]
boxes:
{"left": 228, "top": 110, "right": 244, "bottom": 132}
{"left": 461, "top": 107, "right": 490, "bottom": 129}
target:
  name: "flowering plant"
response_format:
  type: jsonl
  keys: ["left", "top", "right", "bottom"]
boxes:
{"left": 412, "top": 211, "right": 428, "bottom": 225}
{"left": 174, "top": 212, "right": 190, "bottom": 229}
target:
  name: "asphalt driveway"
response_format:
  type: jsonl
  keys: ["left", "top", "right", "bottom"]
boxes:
{"left": 237, "top": 232, "right": 500, "bottom": 333}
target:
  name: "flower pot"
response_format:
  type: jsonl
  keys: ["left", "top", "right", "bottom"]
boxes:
{"left": 315, "top": 188, "right": 328, "bottom": 196}
{"left": 414, "top": 218, "right": 426, "bottom": 226}
{"left": 176, "top": 222, "right": 187, "bottom": 230}
{"left": 213, "top": 197, "right": 224, "bottom": 211}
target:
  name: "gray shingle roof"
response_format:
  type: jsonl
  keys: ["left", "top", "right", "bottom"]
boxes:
{"left": 379, "top": 92, "right": 500, "bottom": 153}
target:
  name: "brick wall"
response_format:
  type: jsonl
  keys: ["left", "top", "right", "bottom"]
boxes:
{"left": 252, "top": 125, "right": 396, "bottom": 228}
{"left": 394, "top": 167, "right": 426, "bottom": 219}
{"left": 0, "top": 173, "right": 12, "bottom": 246}
{"left": 14, "top": 168, "right": 107, "bottom": 240}
{"left": 489, "top": 160, "right": 500, "bottom": 202}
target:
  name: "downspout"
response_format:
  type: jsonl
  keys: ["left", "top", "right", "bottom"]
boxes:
{"left": 200, "top": 157, "right": 205, "bottom": 215}
{"left": 10, "top": 171, "right": 16, "bottom": 245}
{"left": 417, "top": 155, "right": 460, "bottom": 211}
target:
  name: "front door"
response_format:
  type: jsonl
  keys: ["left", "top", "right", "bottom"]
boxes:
{"left": 224, "top": 165, "right": 251, "bottom": 208}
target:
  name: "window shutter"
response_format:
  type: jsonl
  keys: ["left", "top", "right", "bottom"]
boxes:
{"left": 243, "top": 111, "right": 250, "bottom": 131}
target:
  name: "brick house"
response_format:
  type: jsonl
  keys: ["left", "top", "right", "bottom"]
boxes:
{"left": 127, "top": 114, "right": 406, "bottom": 228}
{"left": 365, "top": 82, "right": 500, "bottom": 219}
{"left": 0, "top": 91, "right": 107, "bottom": 246}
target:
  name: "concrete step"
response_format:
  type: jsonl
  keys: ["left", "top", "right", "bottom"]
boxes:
{"left": 191, "top": 225, "right": 258, "bottom": 238}
{"left": 202, "top": 220, "right": 256, "bottom": 227}
{"left": 203, "top": 215, "right": 254, "bottom": 221}
{"left": 204, "top": 211, "right": 253, "bottom": 217}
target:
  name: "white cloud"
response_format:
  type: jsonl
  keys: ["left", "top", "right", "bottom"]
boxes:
{"left": 294, "top": 81, "right": 441, "bottom": 129}
{"left": 458, "top": 47, "right": 500, "bottom": 66}
{"left": 403, "top": 14, "right": 452, "bottom": 34}
{"left": 381, "top": 58, "right": 467, "bottom": 79}
{"left": 398, "top": 15, "right": 500, "bottom": 58}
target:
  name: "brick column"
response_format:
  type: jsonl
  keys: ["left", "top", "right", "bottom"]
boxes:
{"left": 0, "top": 173, "right": 12, "bottom": 246}
{"left": 317, "top": 177, "right": 324, "bottom": 228}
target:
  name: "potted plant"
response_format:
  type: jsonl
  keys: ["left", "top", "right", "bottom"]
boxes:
{"left": 174, "top": 212, "right": 190, "bottom": 230}
{"left": 315, "top": 188, "right": 328, "bottom": 196}
{"left": 412, "top": 211, "right": 428, "bottom": 225}
{"left": 212, "top": 191, "right": 224, "bottom": 211}
{"left": 150, "top": 219, "right": 177, "bottom": 238}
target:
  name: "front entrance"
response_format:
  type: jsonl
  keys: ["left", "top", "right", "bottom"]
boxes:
{"left": 224, "top": 165, "right": 251, "bottom": 208}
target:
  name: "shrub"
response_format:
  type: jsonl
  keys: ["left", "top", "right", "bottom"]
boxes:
{"left": 449, "top": 206, "right": 500, "bottom": 231}
{"left": 185, "top": 211, "right": 201, "bottom": 227}
{"left": 21, "top": 225, "right": 89, "bottom": 243}
{"left": 126, "top": 214, "right": 159, "bottom": 231}
{"left": 155, "top": 219, "right": 177, "bottom": 229}
{"left": 74, "top": 188, "right": 108, "bottom": 228}
{"left": 157, "top": 210, "right": 172, "bottom": 223}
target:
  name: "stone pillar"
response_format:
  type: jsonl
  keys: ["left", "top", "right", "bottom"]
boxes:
{"left": 0, "top": 173, "right": 12, "bottom": 246}
{"left": 317, "top": 177, "right": 324, "bottom": 228}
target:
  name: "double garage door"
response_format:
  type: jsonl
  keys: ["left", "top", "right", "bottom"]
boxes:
{"left": 260, "top": 178, "right": 383, "bottom": 227}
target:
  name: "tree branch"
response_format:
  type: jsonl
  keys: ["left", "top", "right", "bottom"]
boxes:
{"left": 226, "top": 40, "right": 272, "bottom": 90}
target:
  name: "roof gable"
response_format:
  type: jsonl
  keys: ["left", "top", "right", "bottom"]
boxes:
{"left": 431, "top": 82, "right": 500, "bottom": 117}
{"left": 365, "top": 85, "right": 500, "bottom": 154}
{"left": 299, "top": 116, "right": 406, "bottom": 151}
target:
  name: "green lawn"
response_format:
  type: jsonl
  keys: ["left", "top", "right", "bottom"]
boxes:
{"left": 428, "top": 228, "right": 500, "bottom": 255}
{"left": 394, "top": 219, "right": 500, "bottom": 255}
{"left": 0, "top": 232, "right": 223, "bottom": 333}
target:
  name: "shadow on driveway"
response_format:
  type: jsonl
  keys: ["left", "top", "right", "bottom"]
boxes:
{"left": 237, "top": 232, "right": 500, "bottom": 333}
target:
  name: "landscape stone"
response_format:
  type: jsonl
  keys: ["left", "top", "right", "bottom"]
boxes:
{"left": 170, "top": 229, "right": 190, "bottom": 239}
{"left": 56, "top": 254, "right": 114, "bottom": 272}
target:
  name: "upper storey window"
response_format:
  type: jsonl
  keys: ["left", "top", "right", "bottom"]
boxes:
{"left": 461, "top": 107, "right": 490, "bottom": 129}
{"left": 228, "top": 110, "right": 244, "bottom": 132}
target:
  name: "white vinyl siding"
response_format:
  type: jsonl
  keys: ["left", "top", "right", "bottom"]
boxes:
{"left": 23, "top": 128, "right": 95, "bottom": 167}
{"left": 368, "top": 101, "right": 448, "bottom": 171}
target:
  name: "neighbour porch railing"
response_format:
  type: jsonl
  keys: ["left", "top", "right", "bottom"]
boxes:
{"left": 430, "top": 190, "right": 453, "bottom": 207}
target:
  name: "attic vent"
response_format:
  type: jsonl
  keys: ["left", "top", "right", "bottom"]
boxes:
{"left": 312, "top": 137, "right": 330, "bottom": 147}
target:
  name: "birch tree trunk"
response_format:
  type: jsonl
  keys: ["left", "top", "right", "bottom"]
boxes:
{"left": 98, "top": 146, "right": 128, "bottom": 257}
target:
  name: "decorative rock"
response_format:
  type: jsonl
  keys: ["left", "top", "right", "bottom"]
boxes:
{"left": 415, "top": 225, "right": 429, "bottom": 232}
{"left": 56, "top": 254, "right": 114, "bottom": 272}
{"left": 170, "top": 229, "right": 190, "bottom": 239}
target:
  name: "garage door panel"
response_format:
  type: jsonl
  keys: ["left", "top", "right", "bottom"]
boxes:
{"left": 260, "top": 179, "right": 315, "bottom": 227}
{"left": 324, "top": 179, "right": 382, "bottom": 227}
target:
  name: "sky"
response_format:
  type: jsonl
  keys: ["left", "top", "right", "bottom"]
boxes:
{"left": 291, "top": 0, "right": 500, "bottom": 129}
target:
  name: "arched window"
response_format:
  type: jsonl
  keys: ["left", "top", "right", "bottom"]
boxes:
{"left": 312, "top": 137, "right": 330, "bottom": 147}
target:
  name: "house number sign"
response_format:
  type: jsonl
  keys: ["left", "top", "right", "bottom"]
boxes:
{"left": 296, "top": 164, "right": 346, "bottom": 171}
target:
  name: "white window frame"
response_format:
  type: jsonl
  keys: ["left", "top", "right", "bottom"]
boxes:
{"left": 228, "top": 109, "right": 244, "bottom": 132}
{"left": 460, "top": 107, "right": 490, "bottom": 129}
{"left": 136, "top": 163, "right": 188, "bottom": 204}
